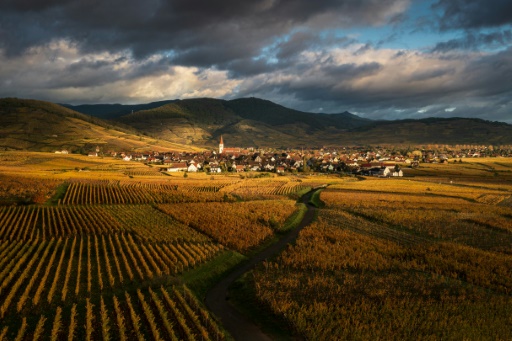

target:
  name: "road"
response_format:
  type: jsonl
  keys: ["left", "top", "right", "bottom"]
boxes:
{"left": 205, "top": 190, "right": 319, "bottom": 341}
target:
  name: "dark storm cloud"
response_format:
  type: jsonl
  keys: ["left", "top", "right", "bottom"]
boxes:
{"left": 323, "top": 62, "right": 382, "bottom": 78}
{"left": 0, "top": 0, "right": 408, "bottom": 66}
{"left": 215, "top": 32, "right": 356, "bottom": 78}
{"left": 409, "top": 67, "right": 455, "bottom": 81}
{"left": 224, "top": 59, "right": 280, "bottom": 78}
{"left": 432, "top": 30, "right": 512, "bottom": 52}
{"left": 236, "top": 60, "right": 387, "bottom": 106}
{"left": 275, "top": 31, "right": 353, "bottom": 61}
{"left": 236, "top": 45, "right": 512, "bottom": 122}
{"left": 433, "top": 0, "right": 512, "bottom": 30}
{"left": 276, "top": 31, "right": 319, "bottom": 61}
{"left": 48, "top": 55, "right": 174, "bottom": 89}
{"left": 460, "top": 47, "right": 512, "bottom": 97}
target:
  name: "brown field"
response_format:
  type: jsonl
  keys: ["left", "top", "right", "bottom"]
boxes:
{"left": 0, "top": 152, "right": 511, "bottom": 340}
{"left": 252, "top": 159, "right": 512, "bottom": 340}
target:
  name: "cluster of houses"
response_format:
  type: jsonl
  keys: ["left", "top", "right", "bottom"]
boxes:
{"left": 82, "top": 140, "right": 512, "bottom": 177}
{"left": 89, "top": 137, "right": 409, "bottom": 177}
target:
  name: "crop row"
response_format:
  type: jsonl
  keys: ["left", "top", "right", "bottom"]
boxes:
{"left": 0, "top": 286, "right": 225, "bottom": 341}
{"left": 60, "top": 182, "right": 233, "bottom": 205}
{"left": 124, "top": 170, "right": 166, "bottom": 177}
{"left": 0, "top": 234, "right": 222, "bottom": 318}
{"left": 0, "top": 204, "right": 211, "bottom": 243}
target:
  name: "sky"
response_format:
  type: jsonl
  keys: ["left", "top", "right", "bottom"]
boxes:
{"left": 1, "top": 0, "right": 512, "bottom": 122}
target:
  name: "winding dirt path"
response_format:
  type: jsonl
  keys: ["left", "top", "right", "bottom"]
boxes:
{"left": 205, "top": 190, "right": 319, "bottom": 341}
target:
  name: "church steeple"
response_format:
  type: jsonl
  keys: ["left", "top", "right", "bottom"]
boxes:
{"left": 219, "top": 135, "right": 224, "bottom": 154}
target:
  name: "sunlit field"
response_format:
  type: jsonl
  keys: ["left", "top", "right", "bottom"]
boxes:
{"left": 0, "top": 152, "right": 511, "bottom": 340}
{"left": 0, "top": 151, "right": 310, "bottom": 340}
{"left": 253, "top": 159, "right": 512, "bottom": 340}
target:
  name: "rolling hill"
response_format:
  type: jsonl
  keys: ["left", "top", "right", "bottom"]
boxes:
{"left": 62, "top": 100, "right": 176, "bottom": 120}
{"left": 0, "top": 98, "right": 201, "bottom": 152}
{"left": 104, "top": 97, "right": 374, "bottom": 148}
{"left": 93, "top": 97, "right": 512, "bottom": 148}
{"left": 4, "top": 97, "right": 512, "bottom": 150}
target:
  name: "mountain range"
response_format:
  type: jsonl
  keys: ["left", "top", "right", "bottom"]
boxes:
{"left": 1, "top": 96, "right": 511, "bottom": 153}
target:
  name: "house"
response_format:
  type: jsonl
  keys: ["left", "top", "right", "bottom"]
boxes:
{"left": 235, "top": 165, "right": 245, "bottom": 173}
{"left": 263, "top": 163, "right": 275, "bottom": 171}
{"left": 248, "top": 161, "right": 261, "bottom": 171}
{"left": 276, "top": 166, "right": 285, "bottom": 174}
{"left": 187, "top": 163, "right": 198, "bottom": 172}
{"left": 378, "top": 165, "right": 403, "bottom": 177}
{"left": 292, "top": 160, "right": 303, "bottom": 168}
{"left": 133, "top": 154, "right": 147, "bottom": 161}
{"left": 167, "top": 162, "right": 188, "bottom": 172}
{"left": 378, "top": 167, "right": 392, "bottom": 177}
{"left": 210, "top": 166, "right": 222, "bottom": 173}
{"left": 392, "top": 169, "right": 404, "bottom": 177}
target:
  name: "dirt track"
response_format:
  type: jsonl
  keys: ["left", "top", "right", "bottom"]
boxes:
{"left": 205, "top": 190, "right": 319, "bottom": 341}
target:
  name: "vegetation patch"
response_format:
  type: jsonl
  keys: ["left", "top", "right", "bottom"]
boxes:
{"left": 308, "top": 189, "right": 324, "bottom": 208}
{"left": 278, "top": 203, "right": 308, "bottom": 233}
{"left": 180, "top": 250, "right": 246, "bottom": 299}
{"left": 46, "top": 182, "right": 69, "bottom": 205}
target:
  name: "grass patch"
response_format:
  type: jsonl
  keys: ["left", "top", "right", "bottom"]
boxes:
{"left": 287, "top": 186, "right": 312, "bottom": 200}
{"left": 309, "top": 189, "right": 324, "bottom": 208}
{"left": 228, "top": 272, "right": 297, "bottom": 341}
{"left": 46, "top": 182, "right": 69, "bottom": 205}
{"left": 278, "top": 203, "right": 307, "bottom": 233}
{"left": 242, "top": 203, "right": 308, "bottom": 257}
{"left": 180, "top": 250, "right": 246, "bottom": 299}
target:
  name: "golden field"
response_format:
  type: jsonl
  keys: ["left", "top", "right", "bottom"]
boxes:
{"left": 0, "top": 151, "right": 308, "bottom": 340}
{"left": 253, "top": 159, "right": 512, "bottom": 340}
{"left": 0, "top": 152, "right": 511, "bottom": 340}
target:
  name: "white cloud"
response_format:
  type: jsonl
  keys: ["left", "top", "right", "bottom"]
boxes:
{"left": 0, "top": 40, "right": 240, "bottom": 104}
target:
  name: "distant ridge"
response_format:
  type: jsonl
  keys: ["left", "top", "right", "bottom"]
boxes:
{"left": 3, "top": 96, "right": 512, "bottom": 150}
{"left": 62, "top": 100, "right": 176, "bottom": 120}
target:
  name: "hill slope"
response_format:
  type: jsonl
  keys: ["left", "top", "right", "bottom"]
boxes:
{"left": 62, "top": 100, "right": 176, "bottom": 120}
{"left": 58, "top": 97, "right": 512, "bottom": 148}
{"left": 0, "top": 98, "right": 201, "bottom": 152}
{"left": 111, "top": 97, "right": 373, "bottom": 147}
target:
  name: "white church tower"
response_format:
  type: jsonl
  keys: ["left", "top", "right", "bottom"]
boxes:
{"left": 219, "top": 135, "right": 224, "bottom": 154}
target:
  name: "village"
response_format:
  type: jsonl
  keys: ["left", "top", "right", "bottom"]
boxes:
{"left": 77, "top": 137, "right": 512, "bottom": 177}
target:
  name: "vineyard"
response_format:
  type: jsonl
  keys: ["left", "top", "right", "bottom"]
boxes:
{"left": 0, "top": 152, "right": 316, "bottom": 340}
{"left": 252, "top": 184, "right": 512, "bottom": 340}
{"left": 220, "top": 178, "right": 313, "bottom": 200}
{"left": 2, "top": 151, "right": 512, "bottom": 340}
{"left": 0, "top": 204, "right": 212, "bottom": 242}
{"left": 159, "top": 200, "right": 300, "bottom": 252}
{"left": 60, "top": 182, "right": 236, "bottom": 205}
{"left": 0, "top": 284, "right": 224, "bottom": 340}
{"left": 321, "top": 188, "right": 512, "bottom": 253}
